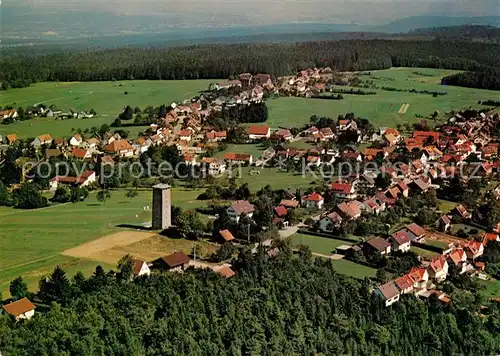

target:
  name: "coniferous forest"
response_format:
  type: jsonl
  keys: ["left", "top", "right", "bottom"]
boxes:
{"left": 1, "top": 39, "right": 500, "bottom": 90}
{"left": 0, "top": 247, "right": 499, "bottom": 355}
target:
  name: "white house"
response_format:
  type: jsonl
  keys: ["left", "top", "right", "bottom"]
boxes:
{"left": 301, "top": 192, "right": 324, "bottom": 209}
{"left": 248, "top": 125, "right": 271, "bottom": 140}
{"left": 227, "top": 200, "right": 255, "bottom": 223}
{"left": 133, "top": 259, "right": 151, "bottom": 277}
{"left": 388, "top": 231, "right": 411, "bottom": 253}
{"left": 70, "top": 134, "right": 83, "bottom": 146}
{"left": 374, "top": 281, "right": 400, "bottom": 307}
{"left": 32, "top": 134, "right": 53, "bottom": 148}
{"left": 427, "top": 256, "right": 449, "bottom": 282}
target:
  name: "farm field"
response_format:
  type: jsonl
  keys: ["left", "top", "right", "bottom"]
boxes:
{"left": 266, "top": 68, "right": 499, "bottom": 129}
{"left": 330, "top": 259, "right": 377, "bottom": 279}
{"left": 291, "top": 233, "right": 350, "bottom": 255}
{"left": 0, "top": 188, "right": 206, "bottom": 294}
{"left": 0, "top": 79, "right": 214, "bottom": 138}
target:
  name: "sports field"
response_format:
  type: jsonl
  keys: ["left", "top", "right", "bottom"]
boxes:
{"left": 0, "top": 79, "right": 214, "bottom": 138}
{"left": 0, "top": 188, "right": 207, "bottom": 294}
{"left": 266, "top": 68, "right": 500, "bottom": 128}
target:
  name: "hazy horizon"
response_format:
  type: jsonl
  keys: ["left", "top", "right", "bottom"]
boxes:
{"left": 7, "top": 0, "right": 500, "bottom": 26}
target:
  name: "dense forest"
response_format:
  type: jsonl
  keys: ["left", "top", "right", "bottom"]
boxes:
{"left": 1, "top": 39, "right": 500, "bottom": 89}
{"left": 441, "top": 68, "right": 500, "bottom": 90}
{"left": 1, "top": 247, "right": 499, "bottom": 355}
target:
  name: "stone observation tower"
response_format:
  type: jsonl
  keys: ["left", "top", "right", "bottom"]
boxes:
{"left": 152, "top": 184, "right": 172, "bottom": 230}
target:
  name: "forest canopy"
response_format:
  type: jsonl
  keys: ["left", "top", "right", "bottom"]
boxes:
{"left": 1, "top": 39, "right": 500, "bottom": 89}
{"left": 0, "top": 247, "right": 499, "bottom": 355}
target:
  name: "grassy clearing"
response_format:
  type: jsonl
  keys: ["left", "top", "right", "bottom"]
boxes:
{"left": 291, "top": 233, "right": 351, "bottom": 255}
{"left": 330, "top": 259, "right": 377, "bottom": 279}
{"left": 266, "top": 67, "right": 499, "bottom": 129}
{"left": 437, "top": 199, "right": 457, "bottom": 213}
{"left": 425, "top": 239, "right": 450, "bottom": 249}
{"left": 216, "top": 143, "right": 266, "bottom": 159}
{"left": 0, "top": 188, "right": 206, "bottom": 294}
{"left": 480, "top": 279, "right": 500, "bottom": 298}
{"left": 0, "top": 80, "right": 214, "bottom": 138}
{"left": 411, "top": 246, "right": 439, "bottom": 260}
{"left": 231, "top": 166, "right": 318, "bottom": 190}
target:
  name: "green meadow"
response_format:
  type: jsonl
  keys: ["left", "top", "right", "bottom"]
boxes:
{"left": 0, "top": 79, "right": 214, "bottom": 139}
{"left": 0, "top": 188, "right": 206, "bottom": 294}
{"left": 266, "top": 67, "right": 499, "bottom": 128}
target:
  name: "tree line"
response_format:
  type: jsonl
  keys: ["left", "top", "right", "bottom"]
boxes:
{"left": 2, "top": 39, "right": 500, "bottom": 89}
{"left": 0, "top": 245, "right": 499, "bottom": 355}
{"left": 442, "top": 68, "right": 500, "bottom": 90}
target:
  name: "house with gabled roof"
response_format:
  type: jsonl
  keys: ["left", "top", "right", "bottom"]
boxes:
{"left": 408, "top": 266, "right": 429, "bottom": 293}
{"left": 70, "top": 134, "right": 83, "bottom": 146}
{"left": 427, "top": 256, "right": 449, "bottom": 282}
{"left": 32, "top": 134, "right": 53, "bottom": 148}
{"left": 218, "top": 229, "right": 235, "bottom": 243}
{"left": 248, "top": 125, "right": 271, "bottom": 140}
{"left": 446, "top": 248, "right": 470, "bottom": 275}
{"left": 464, "top": 240, "right": 484, "bottom": 261}
{"left": 301, "top": 192, "right": 324, "bottom": 209}
{"left": 227, "top": 200, "right": 255, "bottom": 223}
{"left": 223, "top": 153, "right": 253, "bottom": 165}
{"left": 364, "top": 237, "right": 392, "bottom": 256}
{"left": 394, "top": 274, "right": 415, "bottom": 294}
{"left": 337, "top": 201, "right": 362, "bottom": 220}
{"left": 319, "top": 211, "right": 343, "bottom": 233}
{"left": 451, "top": 204, "right": 471, "bottom": 220}
{"left": 132, "top": 259, "right": 151, "bottom": 277}
{"left": 154, "top": 252, "right": 190, "bottom": 272}
{"left": 2, "top": 297, "right": 36, "bottom": 321}
{"left": 330, "top": 181, "right": 357, "bottom": 200}
{"left": 72, "top": 147, "right": 92, "bottom": 160}
{"left": 436, "top": 215, "right": 452, "bottom": 232}
{"left": 400, "top": 223, "right": 426, "bottom": 242}
{"left": 389, "top": 231, "right": 411, "bottom": 252}
{"left": 104, "top": 139, "right": 134, "bottom": 157}
{"left": 215, "top": 265, "right": 236, "bottom": 278}
{"left": 374, "top": 281, "right": 400, "bottom": 307}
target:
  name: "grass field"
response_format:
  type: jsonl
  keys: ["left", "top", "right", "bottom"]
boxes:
{"left": 266, "top": 68, "right": 499, "bottom": 128}
{"left": 291, "top": 233, "right": 350, "bottom": 255}
{"left": 480, "top": 279, "right": 500, "bottom": 298}
{"left": 411, "top": 246, "right": 439, "bottom": 260}
{"left": 330, "top": 259, "right": 377, "bottom": 279}
{"left": 0, "top": 80, "right": 214, "bottom": 138}
{"left": 0, "top": 188, "right": 206, "bottom": 294}
{"left": 231, "top": 166, "right": 318, "bottom": 190}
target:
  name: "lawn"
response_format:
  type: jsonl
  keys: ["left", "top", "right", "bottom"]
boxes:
{"left": 230, "top": 166, "right": 319, "bottom": 190}
{"left": 216, "top": 143, "right": 266, "bottom": 160}
{"left": 0, "top": 187, "right": 206, "bottom": 294}
{"left": 330, "top": 259, "right": 377, "bottom": 279}
{"left": 480, "top": 279, "right": 500, "bottom": 298}
{"left": 411, "top": 246, "right": 439, "bottom": 260}
{"left": 437, "top": 199, "right": 457, "bottom": 213}
{"left": 266, "top": 67, "right": 499, "bottom": 129}
{"left": 424, "top": 239, "right": 450, "bottom": 249}
{"left": 0, "top": 79, "right": 214, "bottom": 139}
{"left": 291, "top": 233, "right": 351, "bottom": 255}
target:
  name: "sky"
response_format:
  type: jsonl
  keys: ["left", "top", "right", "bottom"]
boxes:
{"left": 9, "top": 0, "right": 500, "bottom": 25}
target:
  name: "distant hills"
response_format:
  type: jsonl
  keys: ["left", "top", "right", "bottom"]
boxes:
{"left": 1, "top": 7, "right": 499, "bottom": 49}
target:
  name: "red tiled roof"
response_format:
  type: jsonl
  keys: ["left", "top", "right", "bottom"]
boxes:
{"left": 219, "top": 229, "right": 235, "bottom": 242}
{"left": 224, "top": 153, "right": 252, "bottom": 161}
{"left": 161, "top": 252, "right": 189, "bottom": 268}
{"left": 303, "top": 192, "right": 324, "bottom": 202}
{"left": 72, "top": 148, "right": 88, "bottom": 159}
{"left": 428, "top": 256, "right": 447, "bottom": 273}
{"left": 465, "top": 240, "right": 483, "bottom": 255}
{"left": 395, "top": 274, "right": 414, "bottom": 290}
{"left": 248, "top": 125, "right": 270, "bottom": 136}
{"left": 448, "top": 249, "right": 465, "bottom": 265}
{"left": 104, "top": 139, "right": 133, "bottom": 153}
{"left": 280, "top": 199, "right": 299, "bottom": 208}
{"left": 274, "top": 206, "right": 288, "bottom": 217}
{"left": 2, "top": 298, "right": 36, "bottom": 317}
{"left": 391, "top": 231, "right": 411, "bottom": 245}
{"left": 481, "top": 232, "right": 499, "bottom": 246}
{"left": 331, "top": 182, "right": 353, "bottom": 195}
{"left": 409, "top": 267, "right": 427, "bottom": 282}
{"left": 230, "top": 200, "right": 255, "bottom": 215}
{"left": 216, "top": 266, "right": 236, "bottom": 278}
{"left": 179, "top": 130, "right": 192, "bottom": 137}
{"left": 365, "top": 237, "right": 391, "bottom": 252}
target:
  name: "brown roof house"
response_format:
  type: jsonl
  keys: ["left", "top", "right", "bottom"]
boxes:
{"left": 227, "top": 200, "right": 255, "bottom": 223}
{"left": 31, "top": 134, "right": 53, "bottom": 148}
{"left": 400, "top": 223, "right": 426, "bottom": 242}
{"left": 374, "top": 281, "right": 400, "bottom": 307}
{"left": 214, "top": 265, "right": 236, "bottom": 278}
{"left": 154, "top": 252, "right": 190, "bottom": 272}
{"left": 248, "top": 125, "right": 271, "bottom": 140}
{"left": 318, "top": 212, "right": 343, "bottom": 233}
{"left": 3, "top": 297, "right": 36, "bottom": 321}
{"left": 388, "top": 231, "right": 411, "bottom": 253}
{"left": 132, "top": 259, "right": 151, "bottom": 277}
{"left": 218, "top": 229, "right": 236, "bottom": 243}
{"left": 435, "top": 215, "right": 452, "bottom": 232}
{"left": 364, "top": 237, "right": 392, "bottom": 256}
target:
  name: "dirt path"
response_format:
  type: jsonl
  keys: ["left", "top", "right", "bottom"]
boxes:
{"left": 62, "top": 231, "right": 155, "bottom": 259}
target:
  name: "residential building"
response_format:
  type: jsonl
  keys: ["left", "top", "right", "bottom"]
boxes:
{"left": 2, "top": 298, "right": 36, "bottom": 321}
{"left": 223, "top": 153, "right": 253, "bottom": 165}
{"left": 337, "top": 201, "right": 362, "bottom": 220}
{"left": 330, "top": 181, "right": 357, "bottom": 200}
{"left": 446, "top": 249, "right": 470, "bottom": 275}
{"left": 70, "top": 134, "right": 83, "bottom": 146}
{"left": 218, "top": 229, "right": 235, "bottom": 243}
{"left": 375, "top": 281, "right": 400, "bottom": 307}
{"left": 104, "top": 139, "right": 134, "bottom": 157}
{"left": 32, "top": 134, "right": 53, "bottom": 148}
{"left": 401, "top": 223, "right": 426, "bottom": 242}
{"left": 427, "top": 256, "right": 449, "bottom": 282}
{"left": 436, "top": 215, "right": 452, "bottom": 232}
{"left": 464, "top": 240, "right": 484, "bottom": 261}
{"left": 408, "top": 266, "right": 429, "bottom": 293}
{"left": 154, "top": 252, "right": 190, "bottom": 272}
{"left": 301, "top": 192, "right": 324, "bottom": 209}
{"left": 132, "top": 259, "right": 151, "bottom": 277}
{"left": 248, "top": 125, "right": 271, "bottom": 140}
{"left": 227, "top": 200, "right": 255, "bottom": 223}
{"left": 318, "top": 212, "right": 343, "bottom": 232}
{"left": 394, "top": 274, "right": 414, "bottom": 294}
{"left": 389, "top": 231, "right": 411, "bottom": 252}
{"left": 49, "top": 170, "right": 96, "bottom": 190}
{"left": 364, "top": 237, "right": 392, "bottom": 256}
